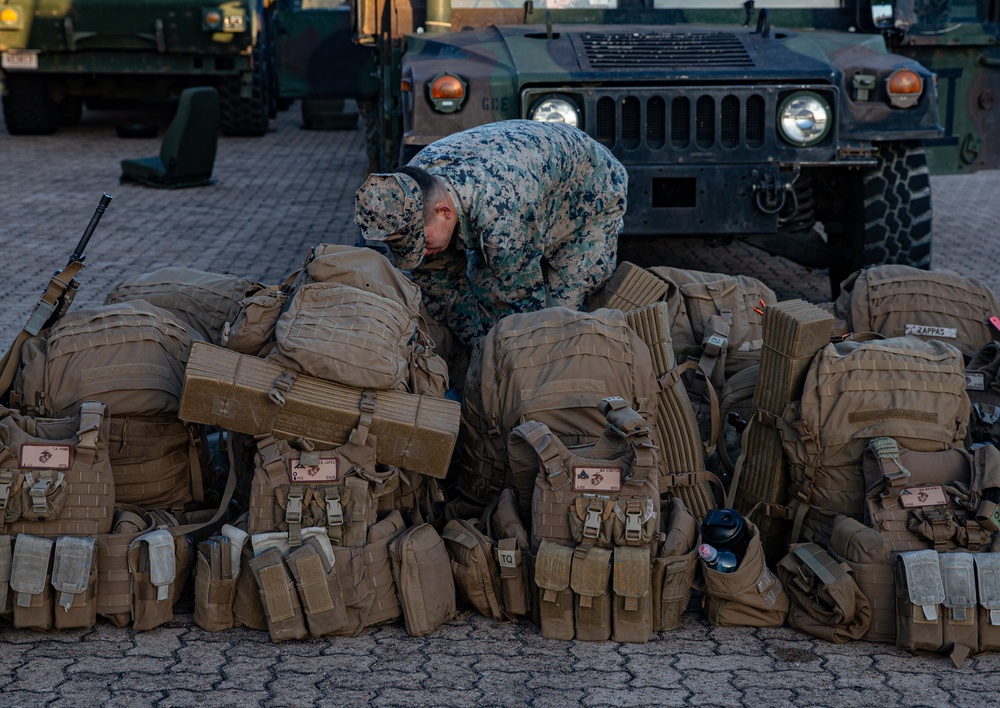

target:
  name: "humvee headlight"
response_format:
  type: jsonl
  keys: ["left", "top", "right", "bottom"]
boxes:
{"left": 777, "top": 92, "right": 831, "bottom": 147}
{"left": 1, "top": 7, "right": 22, "bottom": 29}
{"left": 887, "top": 68, "right": 922, "bottom": 108}
{"left": 428, "top": 73, "right": 467, "bottom": 113}
{"left": 528, "top": 95, "right": 580, "bottom": 128}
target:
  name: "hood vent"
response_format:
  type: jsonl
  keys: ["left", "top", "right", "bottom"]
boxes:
{"left": 579, "top": 32, "right": 754, "bottom": 70}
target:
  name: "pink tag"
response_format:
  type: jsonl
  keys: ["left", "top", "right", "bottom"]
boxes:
{"left": 899, "top": 485, "right": 948, "bottom": 508}
{"left": 289, "top": 457, "right": 339, "bottom": 483}
{"left": 20, "top": 444, "right": 72, "bottom": 470}
{"left": 572, "top": 466, "right": 622, "bottom": 492}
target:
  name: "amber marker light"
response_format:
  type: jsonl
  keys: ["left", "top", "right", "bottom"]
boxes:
{"left": 0, "top": 7, "right": 21, "bottom": 27}
{"left": 428, "top": 73, "right": 467, "bottom": 113}
{"left": 887, "top": 68, "right": 922, "bottom": 108}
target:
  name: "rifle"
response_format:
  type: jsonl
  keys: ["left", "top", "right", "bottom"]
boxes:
{"left": 0, "top": 193, "right": 113, "bottom": 399}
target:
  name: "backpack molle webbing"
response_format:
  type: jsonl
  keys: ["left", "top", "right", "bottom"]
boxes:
{"left": 779, "top": 336, "right": 970, "bottom": 545}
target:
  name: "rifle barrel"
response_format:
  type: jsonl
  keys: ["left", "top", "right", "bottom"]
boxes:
{"left": 71, "top": 193, "right": 113, "bottom": 264}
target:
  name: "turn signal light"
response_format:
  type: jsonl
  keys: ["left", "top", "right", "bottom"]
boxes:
{"left": 1, "top": 7, "right": 21, "bottom": 27}
{"left": 887, "top": 69, "right": 922, "bottom": 108}
{"left": 428, "top": 73, "right": 467, "bottom": 113}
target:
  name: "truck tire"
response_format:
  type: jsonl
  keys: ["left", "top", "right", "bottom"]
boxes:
{"left": 2, "top": 75, "right": 59, "bottom": 135}
{"left": 219, "top": 40, "right": 271, "bottom": 136}
{"left": 825, "top": 141, "right": 932, "bottom": 295}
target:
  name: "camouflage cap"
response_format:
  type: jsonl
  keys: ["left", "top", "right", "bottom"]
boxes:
{"left": 354, "top": 172, "right": 426, "bottom": 270}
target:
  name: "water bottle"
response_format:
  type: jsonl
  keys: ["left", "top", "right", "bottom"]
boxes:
{"left": 698, "top": 543, "right": 740, "bottom": 573}
{"left": 701, "top": 507, "right": 751, "bottom": 558}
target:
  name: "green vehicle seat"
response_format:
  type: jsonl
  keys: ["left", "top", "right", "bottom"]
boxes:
{"left": 121, "top": 87, "right": 220, "bottom": 189}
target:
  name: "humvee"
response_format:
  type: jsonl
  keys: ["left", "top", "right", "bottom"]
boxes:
{"left": 351, "top": 0, "right": 999, "bottom": 289}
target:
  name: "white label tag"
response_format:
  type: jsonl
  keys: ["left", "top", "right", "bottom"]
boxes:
{"left": 899, "top": 485, "right": 949, "bottom": 509}
{"left": 905, "top": 323, "right": 958, "bottom": 339}
{"left": 572, "top": 466, "right": 622, "bottom": 492}
{"left": 1, "top": 51, "right": 39, "bottom": 70}
{"left": 497, "top": 549, "right": 516, "bottom": 568}
{"left": 289, "top": 457, "right": 338, "bottom": 483}
{"left": 19, "top": 444, "right": 72, "bottom": 470}
{"left": 966, "top": 372, "right": 986, "bottom": 392}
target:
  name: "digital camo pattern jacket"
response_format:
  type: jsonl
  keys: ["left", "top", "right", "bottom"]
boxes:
{"left": 410, "top": 120, "right": 628, "bottom": 349}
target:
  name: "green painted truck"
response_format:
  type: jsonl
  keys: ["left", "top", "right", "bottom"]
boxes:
{"left": 0, "top": 0, "right": 277, "bottom": 135}
{"left": 351, "top": 0, "right": 999, "bottom": 289}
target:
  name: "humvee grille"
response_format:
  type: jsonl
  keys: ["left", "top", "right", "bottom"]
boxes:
{"left": 579, "top": 32, "right": 753, "bottom": 69}
{"left": 593, "top": 90, "right": 768, "bottom": 152}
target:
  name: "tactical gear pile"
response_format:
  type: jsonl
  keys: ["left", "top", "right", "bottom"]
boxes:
{"left": 3, "top": 251, "right": 1000, "bottom": 664}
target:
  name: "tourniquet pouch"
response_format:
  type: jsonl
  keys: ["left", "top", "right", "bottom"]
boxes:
{"left": 390, "top": 523, "right": 456, "bottom": 637}
{"left": 776, "top": 543, "right": 871, "bottom": 643}
{"left": 10, "top": 534, "right": 54, "bottom": 630}
{"left": 286, "top": 535, "right": 348, "bottom": 637}
{"left": 233, "top": 536, "right": 268, "bottom": 631}
{"left": 128, "top": 528, "right": 182, "bottom": 631}
{"left": 652, "top": 497, "right": 699, "bottom": 632}
{"left": 193, "top": 524, "right": 247, "bottom": 633}
{"left": 535, "top": 540, "right": 576, "bottom": 640}
{"left": 613, "top": 545, "right": 652, "bottom": 643}
{"left": 829, "top": 515, "right": 896, "bottom": 643}
{"left": 0, "top": 402, "right": 114, "bottom": 536}
{"left": 570, "top": 546, "right": 612, "bottom": 641}
{"left": 51, "top": 536, "right": 98, "bottom": 629}
{"left": 974, "top": 553, "right": 1000, "bottom": 651}
{"left": 248, "top": 546, "right": 308, "bottom": 642}
{"left": 249, "top": 433, "right": 394, "bottom": 548}
{"left": 0, "top": 535, "right": 12, "bottom": 620}
{"left": 895, "top": 550, "right": 945, "bottom": 653}
{"left": 701, "top": 522, "right": 788, "bottom": 627}
{"left": 491, "top": 488, "right": 533, "bottom": 618}
{"left": 441, "top": 518, "right": 507, "bottom": 622}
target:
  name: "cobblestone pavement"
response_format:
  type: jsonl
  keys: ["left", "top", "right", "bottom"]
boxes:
{"left": 1, "top": 104, "right": 999, "bottom": 707}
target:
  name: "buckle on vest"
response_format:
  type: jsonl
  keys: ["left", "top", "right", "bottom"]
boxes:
{"left": 29, "top": 479, "right": 50, "bottom": 515}
{"left": 285, "top": 488, "right": 303, "bottom": 525}
{"left": 583, "top": 498, "right": 604, "bottom": 540}
{"left": 624, "top": 506, "right": 643, "bottom": 544}
{"left": 326, "top": 496, "right": 344, "bottom": 528}
{"left": 0, "top": 471, "right": 13, "bottom": 512}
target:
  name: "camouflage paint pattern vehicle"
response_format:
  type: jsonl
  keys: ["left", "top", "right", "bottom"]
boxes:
{"left": 352, "top": 0, "right": 999, "bottom": 290}
{"left": 0, "top": 0, "right": 277, "bottom": 136}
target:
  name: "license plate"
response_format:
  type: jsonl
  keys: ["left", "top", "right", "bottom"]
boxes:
{"left": 2, "top": 51, "right": 39, "bottom": 70}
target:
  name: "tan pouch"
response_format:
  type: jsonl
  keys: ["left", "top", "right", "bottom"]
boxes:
{"left": 612, "top": 545, "right": 652, "bottom": 643}
{"left": 571, "top": 546, "right": 612, "bottom": 642}
{"left": 286, "top": 536, "right": 348, "bottom": 637}
{"left": 128, "top": 529, "right": 179, "bottom": 632}
{"left": 361, "top": 510, "right": 406, "bottom": 628}
{"left": 895, "top": 550, "right": 945, "bottom": 653}
{"left": 441, "top": 518, "right": 507, "bottom": 622}
{"left": 225, "top": 287, "right": 288, "bottom": 355}
{"left": 51, "top": 536, "right": 98, "bottom": 629}
{"left": 389, "top": 523, "right": 456, "bottom": 637}
{"left": 0, "top": 534, "right": 12, "bottom": 620}
{"left": 248, "top": 546, "right": 308, "bottom": 642}
{"left": 492, "top": 488, "right": 532, "bottom": 617}
{"left": 193, "top": 525, "right": 247, "bottom": 633}
{"left": 701, "top": 522, "right": 788, "bottom": 628}
{"left": 610, "top": 496, "right": 658, "bottom": 548}
{"left": 939, "top": 552, "right": 978, "bottom": 666}
{"left": 232, "top": 528, "right": 268, "bottom": 631}
{"left": 11, "top": 534, "right": 54, "bottom": 630}
{"left": 974, "top": 553, "right": 1000, "bottom": 651}
{"left": 535, "top": 540, "right": 575, "bottom": 640}
{"left": 330, "top": 544, "right": 374, "bottom": 636}
{"left": 829, "top": 515, "right": 895, "bottom": 643}
{"left": 777, "top": 543, "right": 871, "bottom": 643}
{"left": 16, "top": 470, "right": 67, "bottom": 522}
{"left": 653, "top": 497, "right": 699, "bottom": 632}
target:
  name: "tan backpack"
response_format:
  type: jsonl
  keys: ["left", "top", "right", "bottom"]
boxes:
{"left": 778, "top": 336, "right": 970, "bottom": 544}
{"left": 104, "top": 266, "right": 258, "bottom": 346}
{"left": 458, "top": 307, "right": 659, "bottom": 508}
{"left": 835, "top": 264, "right": 1000, "bottom": 360}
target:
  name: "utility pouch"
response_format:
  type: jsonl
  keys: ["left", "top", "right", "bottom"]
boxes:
{"left": 16, "top": 471, "right": 68, "bottom": 522}
{"left": 652, "top": 497, "right": 699, "bottom": 632}
{"left": 895, "top": 550, "right": 945, "bottom": 653}
{"left": 974, "top": 553, "right": 1000, "bottom": 652}
{"left": 389, "top": 523, "right": 456, "bottom": 638}
{"left": 193, "top": 525, "right": 246, "bottom": 633}
{"left": 11, "top": 534, "right": 55, "bottom": 630}
{"left": 566, "top": 495, "right": 615, "bottom": 548}
{"left": 610, "top": 497, "right": 658, "bottom": 548}
{"left": 248, "top": 546, "right": 308, "bottom": 642}
{"left": 571, "top": 546, "right": 612, "bottom": 642}
{"left": 233, "top": 530, "right": 268, "bottom": 631}
{"left": 939, "top": 552, "right": 978, "bottom": 667}
{"left": 535, "top": 540, "right": 575, "bottom": 640}
{"left": 612, "top": 545, "right": 652, "bottom": 643}
{"left": 441, "top": 518, "right": 507, "bottom": 622}
{"left": 0, "top": 534, "right": 13, "bottom": 620}
{"left": 829, "top": 515, "right": 895, "bottom": 643}
{"left": 330, "top": 544, "right": 373, "bottom": 636}
{"left": 51, "top": 536, "right": 98, "bottom": 629}
{"left": 286, "top": 535, "right": 348, "bottom": 637}
{"left": 128, "top": 529, "right": 178, "bottom": 631}
{"left": 702, "top": 522, "right": 788, "bottom": 628}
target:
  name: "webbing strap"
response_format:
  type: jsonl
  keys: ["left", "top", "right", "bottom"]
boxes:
{"left": 75, "top": 401, "right": 105, "bottom": 465}
{"left": 349, "top": 390, "right": 378, "bottom": 446}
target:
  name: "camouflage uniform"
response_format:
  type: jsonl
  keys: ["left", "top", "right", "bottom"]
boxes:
{"left": 412, "top": 120, "right": 626, "bottom": 349}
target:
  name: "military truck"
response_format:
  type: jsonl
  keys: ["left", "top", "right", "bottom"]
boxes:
{"left": 352, "top": 0, "right": 999, "bottom": 289}
{"left": 0, "top": 0, "right": 277, "bottom": 136}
